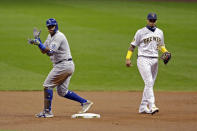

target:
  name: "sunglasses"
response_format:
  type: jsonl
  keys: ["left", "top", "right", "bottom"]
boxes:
{"left": 149, "top": 19, "right": 157, "bottom": 23}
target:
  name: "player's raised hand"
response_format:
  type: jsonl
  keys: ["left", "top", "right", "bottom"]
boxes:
{"left": 126, "top": 59, "right": 132, "bottom": 67}
{"left": 33, "top": 28, "right": 41, "bottom": 39}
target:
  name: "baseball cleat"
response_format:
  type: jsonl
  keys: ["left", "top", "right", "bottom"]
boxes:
{"left": 139, "top": 106, "right": 151, "bottom": 114}
{"left": 78, "top": 100, "right": 93, "bottom": 114}
{"left": 150, "top": 106, "right": 159, "bottom": 115}
{"left": 35, "top": 110, "right": 54, "bottom": 118}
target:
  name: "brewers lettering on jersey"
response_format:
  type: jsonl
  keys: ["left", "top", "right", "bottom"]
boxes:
{"left": 125, "top": 13, "right": 171, "bottom": 115}
{"left": 28, "top": 18, "right": 93, "bottom": 118}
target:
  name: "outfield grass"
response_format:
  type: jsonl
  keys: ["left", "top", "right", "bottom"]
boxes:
{"left": 0, "top": 0, "right": 197, "bottom": 91}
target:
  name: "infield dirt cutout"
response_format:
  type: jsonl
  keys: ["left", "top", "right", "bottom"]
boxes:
{"left": 0, "top": 91, "right": 197, "bottom": 131}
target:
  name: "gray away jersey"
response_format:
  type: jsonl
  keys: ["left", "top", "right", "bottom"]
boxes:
{"left": 131, "top": 27, "right": 165, "bottom": 57}
{"left": 44, "top": 31, "right": 72, "bottom": 64}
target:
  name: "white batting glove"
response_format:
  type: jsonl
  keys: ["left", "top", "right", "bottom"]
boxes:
{"left": 33, "top": 28, "right": 41, "bottom": 39}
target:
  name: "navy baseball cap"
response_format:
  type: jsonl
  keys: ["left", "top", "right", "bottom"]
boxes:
{"left": 147, "top": 13, "right": 157, "bottom": 20}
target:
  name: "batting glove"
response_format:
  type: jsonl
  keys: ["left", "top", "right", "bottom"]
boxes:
{"left": 28, "top": 39, "right": 40, "bottom": 45}
{"left": 33, "top": 28, "right": 41, "bottom": 39}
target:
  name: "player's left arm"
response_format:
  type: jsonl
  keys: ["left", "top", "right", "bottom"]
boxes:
{"left": 158, "top": 31, "right": 171, "bottom": 64}
{"left": 158, "top": 31, "right": 169, "bottom": 53}
{"left": 159, "top": 45, "right": 168, "bottom": 53}
{"left": 159, "top": 46, "right": 171, "bottom": 64}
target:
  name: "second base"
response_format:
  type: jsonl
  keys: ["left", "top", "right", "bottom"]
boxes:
{"left": 71, "top": 113, "right": 100, "bottom": 119}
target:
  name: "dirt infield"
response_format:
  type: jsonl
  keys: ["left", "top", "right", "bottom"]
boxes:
{"left": 0, "top": 91, "right": 197, "bottom": 131}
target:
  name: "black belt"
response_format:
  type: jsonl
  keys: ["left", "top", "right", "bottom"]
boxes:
{"left": 55, "top": 58, "right": 72, "bottom": 64}
{"left": 138, "top": 55, "right": 158, "bottom": 59}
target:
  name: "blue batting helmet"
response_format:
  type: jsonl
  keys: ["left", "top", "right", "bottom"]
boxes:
{"left": 147, "top": 13, "right": 157, "bottom": 20}
{"left": 46, "top": 18, "right": 58, "bottom": 33}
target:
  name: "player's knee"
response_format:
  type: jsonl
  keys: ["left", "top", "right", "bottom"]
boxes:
{"left": 145, "top": 80, "right": 154, "bottom": 88}
{"left": 44, "top": 86, "right": 53, "bottom": 90}
{"left": 57, "top": 89, "right": 68, "bottom": 97}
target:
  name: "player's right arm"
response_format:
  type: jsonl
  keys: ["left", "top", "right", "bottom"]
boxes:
{"left": 39, "top": 46, "right": 51, "bottom": 54}
{"left": 126, "top": 30, "right": 140, "bottom": 67}
{"left": 28, "top": 38, "right": 54, "bottom": 56}
{"left": 28, "top": 28, "right": 56, "bottom": 56}
{"left": 126, "top": 45, "right": 136, "bottom": 67}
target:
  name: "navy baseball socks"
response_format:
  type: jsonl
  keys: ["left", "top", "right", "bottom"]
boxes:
{"left": 64, "top": 90, "right": 93, "bottom": 113}
{"left": 44, "top": 89, "right": 86, "bottom": 110}
{"left": 36, "top": 88, "right": 54, "bottom": 118}
{"left": 44, "top": 88, "right": 53, "bottom": 112}
{"left": 36, "top": 89, "right": 93, "bottom": 117}
{"left": 64, "top": 90, "right": 87, "bottom": 104}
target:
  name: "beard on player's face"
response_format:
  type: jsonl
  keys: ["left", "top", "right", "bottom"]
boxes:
{"left": 47, "top": 25, "right": 56, "bottom": 35}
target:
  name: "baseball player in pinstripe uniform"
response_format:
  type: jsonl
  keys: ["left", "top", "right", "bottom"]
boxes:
{"left": 28, "top": 18, "right": 93, "bottom": 118}
{"left": 125, "top": 13, "right": 171, "bottom": 114}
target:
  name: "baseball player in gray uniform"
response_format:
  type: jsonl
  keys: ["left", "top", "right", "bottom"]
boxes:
{"left": 125, "top": 13, "right": 171, "bottom": 114}
{"left": 28, "top": 18, "right": 93, "bottom": 118}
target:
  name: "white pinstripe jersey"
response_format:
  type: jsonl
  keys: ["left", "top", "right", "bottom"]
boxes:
{"left": 131, "top": 27, "right": 165, "bottom": 57}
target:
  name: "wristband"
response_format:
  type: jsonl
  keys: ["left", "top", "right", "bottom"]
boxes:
{"left": 37, "top": 38, "right": 46, "bottom": 51}
{"left": 38, "top": 43, "right": 46, "bottom": 51}
{"left": 126, "top": 50, "right": 133, "bottom": 60}
{"left": 47, "top": 50, "right": 54, "bottom": 56}
{"left": 160, "top": 46, "right": 168, "bottom": 53}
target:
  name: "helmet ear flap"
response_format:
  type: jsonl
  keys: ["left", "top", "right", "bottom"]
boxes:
{"left": 54, "top": 24, "right": 58, "bottom": 32}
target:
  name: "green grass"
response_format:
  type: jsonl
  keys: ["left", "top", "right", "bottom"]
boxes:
{"left": 0, "top": 0, "right": 197, "bottom": 91}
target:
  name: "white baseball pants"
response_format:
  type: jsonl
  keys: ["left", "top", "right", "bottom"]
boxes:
{"left": 137, "top": 56, "right": 158, "bottom": 109}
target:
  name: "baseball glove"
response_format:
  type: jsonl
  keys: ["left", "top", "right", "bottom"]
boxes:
{"left": 160, "top": 52, "right": 171, "bottom": 64}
